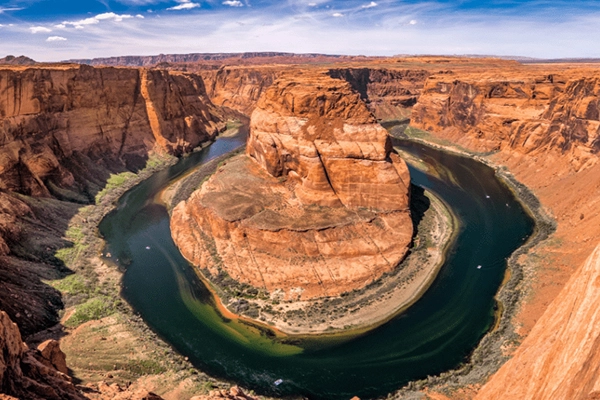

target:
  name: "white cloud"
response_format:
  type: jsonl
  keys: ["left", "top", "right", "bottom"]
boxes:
{"left": 362, "top": 2, "right": 377, "bottom": 9}
{"left": 409, "top": 19, "right": 417, "bottom": 25}
{"left": 47, "top": 36, "right": 67, "bottom": 42}
{"left": 223, "top": 0, "right": 243, "bottom": 6}
{"left": 96, "top": 12, "right": 134, "bottom": 22}
{"left": 136, "top": 14, "right": 145, "bottom": 18}
{"left": 0, "top": 7, "right": 23, "bottom": 14}
{"left": 59, "top": 12, "right": 134, "bottom": 29}
{"left": 167, "top": 1, "right": 200, "bottom": 10}
{"left": 332, "top": 12, "right": 344, "bottom": 17}
{"left": 30, "top": 26, "right": 52, "bottom": 34}
{"left": 308, "top": 2, "right": 317, "bottom": 6}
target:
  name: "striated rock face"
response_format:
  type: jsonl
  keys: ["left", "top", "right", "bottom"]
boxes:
{"left": 172, "top": 73, "right": 412, "bottom": 300}
{"left": 476, "top": 243, "right": 600, "bottom": 400}
{"left": 409, "top": 66, "right": 600, "bottom": 398}
{"left": 247, "top": 74, "right": 411, "bottom": 211}
{"left": 411, "top": 70, "right": 600, "bottom": 170}
{"left": 0, "top": 65, "right": 224, "bottom": 197}
{"left": 199, "top": 67, "right": 279, "bottom": 116}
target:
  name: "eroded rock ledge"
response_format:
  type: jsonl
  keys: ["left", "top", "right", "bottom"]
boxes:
{"left": 171, "top": 73, "right": 413, "bottom": 308}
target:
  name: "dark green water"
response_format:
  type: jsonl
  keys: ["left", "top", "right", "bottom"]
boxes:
{"left": 99, "top": 132, "right": 534, "bottom": 400}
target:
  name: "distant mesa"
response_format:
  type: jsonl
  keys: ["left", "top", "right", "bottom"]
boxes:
{"left": 171, "top": 72, "right": 413, "bottom": 301}
{"left": 0, "top": 55, "right": 37, "bottom": 65}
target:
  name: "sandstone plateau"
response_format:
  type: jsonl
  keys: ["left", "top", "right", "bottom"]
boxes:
{"left": 171, "top": 72, "right": 413, "bottom": 301}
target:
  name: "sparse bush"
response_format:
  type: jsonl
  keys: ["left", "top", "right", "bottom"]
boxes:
{"left": 64, "top": 296, "right": 118, "bottom": 327}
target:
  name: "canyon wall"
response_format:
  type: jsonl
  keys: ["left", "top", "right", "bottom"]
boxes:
{"left": 0, "top": 64, "right": 224, "bottom": 337}
{"left": 328, "top": 68, "right": 430, "bottom": 120}
{"left": 0, "top": 65, "right": 224, "bottom": 198}
{"left": 171, "top": 73, "right": 413, "bottom": 302}
{"left": 198, "top": 67, "right": 280, "bottom": 116}
{"left": 411, "top": 66, "right": 600, "bottom": 397}
{"left": 476, "top": 243, "right": 600, "bottom": 400}
{"left": 197, "top": 65, "right": 430, "bottom": 120}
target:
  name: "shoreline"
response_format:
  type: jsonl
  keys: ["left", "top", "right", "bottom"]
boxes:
{"left": 388, "top": 128, "right": 557, "bottom": 398}
{"left": 163, "top": 150, "right": 457, "bottom": 337}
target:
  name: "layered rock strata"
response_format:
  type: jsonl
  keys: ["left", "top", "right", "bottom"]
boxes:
{"left": 171, "top": 73, "right": 413, "bottom": 301}
{"left": 0, "top": 65, "right": 224, "bottom": 197}
{"left": 0, "top": 64, "right": 224, "bottom": 335}
{"left": 409, "top": 66, "right": 600, "bottom": 397}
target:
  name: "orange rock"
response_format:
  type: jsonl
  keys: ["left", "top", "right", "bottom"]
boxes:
{"left": 0, "top": 64, "right": 224, "bottom": 197}
{"left": 476, "top": 244, "right": 600, "bottom": 400}
{"left": 37, "top": 339, "right": 68, "bottom": 375}
{"left": 172, "top": 73, "right": 412, "bottom": 301}
{"left": 0, "top": 311, "right": 86, "bottom": 399}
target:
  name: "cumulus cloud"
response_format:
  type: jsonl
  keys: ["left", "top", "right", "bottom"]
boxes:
{"left": 362, "top": 2, "right": 377, "bottom": 9}
{"left": 136, "top": 14, "right": 145, "bottom": 18}
{"left": 30, "top": 26, "right": 52, "bottom": 33}
{"left": 56, "top": 12, "right": 134, "bottom": 29}
{"left": 409, "top": 19, "right": 417, "bottom": 25}
{"left": 47, "top": 36, "right": 67, "bottom": 42}
{"left": 308, "top": 2, "right": 317, "bottom": 6}
{"left": 223, "top": 0, "right": 243, "bottom": 6}
{"left": 332, "top": 12, "right": 344, "bottom": 17}
{"left": 167, "top": 1, "right": 200, "bottom": 10}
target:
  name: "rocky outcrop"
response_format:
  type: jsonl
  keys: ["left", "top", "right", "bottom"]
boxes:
{"left": 0, "top": 65, "right": 224, "bottom": 197}
{"left": 190, "top": 386, "right": 257, "bottom": 400}
{"left": 476, "top": 243, "right": 600, "bottom": 400}
{"left": 0, "top": 311, "right": 86, "bottom": 399}
{"left": 171, "top": 73, "right": 412, "bottom": 301}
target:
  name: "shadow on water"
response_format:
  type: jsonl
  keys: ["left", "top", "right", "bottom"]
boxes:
{"left": 99, "top": 132, "right": 534, "bottom": 400}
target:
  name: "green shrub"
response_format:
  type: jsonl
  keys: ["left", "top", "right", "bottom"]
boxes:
{"left": 64, "top": 296, "right": 117, "bottom": 327}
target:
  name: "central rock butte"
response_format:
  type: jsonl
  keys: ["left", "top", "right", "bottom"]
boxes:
{"left": 171, "top": 72, "right": 413, "bottom": 303}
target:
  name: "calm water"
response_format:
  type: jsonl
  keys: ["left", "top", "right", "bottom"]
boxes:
{"left": 99, "top": 132, "right": 533, "bottom": 399}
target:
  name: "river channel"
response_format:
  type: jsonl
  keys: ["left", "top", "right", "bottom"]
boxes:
{"left": 99, "top": 130, "right": 534, "bottom": 399}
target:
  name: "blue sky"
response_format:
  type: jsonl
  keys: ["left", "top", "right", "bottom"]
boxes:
{"left": 1, "top": 0, "right": 600, "bottom": 61}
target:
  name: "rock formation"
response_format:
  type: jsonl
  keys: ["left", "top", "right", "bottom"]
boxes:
{"left": 0, "top": 64, "right": 224, "bottom": 336}
{"left": 411, "top": 70, "right": 600, "bottom": 170}
{"left": 171, "top": 73, "right": 412, "bottom": 300}
{"left": 476, "top": 243, "right": 600, "bottom": 400}
{"left": 0, "top": 65, "right": 224, "bottom": 197}
{"left": 409, "top": 65, "right": 600, "bottom": 397}
{"left": 328, "top": 68, "right": 430, "bottom": 120}
{"left": 0, "top": 311, "right": 86, "bottom": 399}
{"left": 199, "top": 66, "right": 280, "bottom": 116}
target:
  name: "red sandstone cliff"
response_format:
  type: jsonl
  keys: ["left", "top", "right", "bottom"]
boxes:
{"left": 0, "top": 64, "right": 224, "bottom": 336}
{"left": 0, "top": 65, "right": 224, "bottom": 197}
{"left": 171, "top": 73, "right": 412, "bottom": 301}
{"left": 410, "top": 65, "right": 600, "bottom": 397}
{"left": 476, "top": 243, "right": 600, "bottom": 400}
